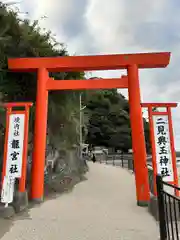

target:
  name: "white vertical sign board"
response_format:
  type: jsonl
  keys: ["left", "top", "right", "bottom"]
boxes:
{"left": 153, "top": 115, "right": 174, "bottom": 182}
{"left": 5, "top": 114, "right": 25, "bottom": 178}
{"left": 1, "top": 176, "right": 15, "bottom": 204}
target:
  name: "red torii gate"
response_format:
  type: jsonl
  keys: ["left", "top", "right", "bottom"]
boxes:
{"left": 141, "top": 102, "right": 178, "bottom": 195}
{"left": 8, "top": 52, "right": 170, "bottom": 206}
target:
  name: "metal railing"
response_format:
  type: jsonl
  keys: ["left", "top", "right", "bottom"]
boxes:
{"left": 156, "top": 175, "right": 180, "bottom": 240}
{"left": 96, "top": 153, "right": 134, "bottom": 171}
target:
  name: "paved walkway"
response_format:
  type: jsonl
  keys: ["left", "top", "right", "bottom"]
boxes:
{"left": 0, "top": 162, "right": 159, "bottom": 240}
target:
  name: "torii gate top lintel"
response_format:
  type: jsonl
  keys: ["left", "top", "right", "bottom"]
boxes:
{"left": 141, "top": 103, "right": 178, "bottom": 108}
{"left": 8, "top": 52, "right": 170, "bottom": 72}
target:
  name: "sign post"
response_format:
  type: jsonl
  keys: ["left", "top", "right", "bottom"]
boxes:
{"left": 0, "top": 102, "right": 32, "bottom": 206}
{"left": 141, "top": 103, "right": 178, "bottom": 196}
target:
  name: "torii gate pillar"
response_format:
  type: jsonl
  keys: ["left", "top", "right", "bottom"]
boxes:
{"left": 31, "top": 68, "right": 49, "bottom": 201}
{"left": 128, "top": 65, "right": 150, "bottom": 206}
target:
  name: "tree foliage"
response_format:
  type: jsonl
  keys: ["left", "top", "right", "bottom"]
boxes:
{"left": 85, "top": 90, "right": 131, "bottom": 152}
{"left": 85, "top": 89, "right": 151, "bottom": 153}
{"left": 0, "top": 2, "right": 84, "bottom": 151}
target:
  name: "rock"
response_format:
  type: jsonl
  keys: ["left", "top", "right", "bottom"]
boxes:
{"left": 53, "top": 157, "right": 66, "bottom": 174}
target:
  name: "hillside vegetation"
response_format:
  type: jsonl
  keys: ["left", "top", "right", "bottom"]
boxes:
{"left": 84, "top": 89, "right": 150, "bottom": 153}
{"left": 0, "top": 2, "right": 87, "bottom": 194}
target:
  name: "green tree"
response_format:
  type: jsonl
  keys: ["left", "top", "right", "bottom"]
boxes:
{"left": 0, "top": 2, "right": 85, "bottom": 154}
{"left": 86, "top": 90, "right": 132, "bottom": 152}
{"left": 85, "top": 89, "right": 151, "bottom": 153}
{"left": 0, "top": 3, "right": 88, "bottom": 193}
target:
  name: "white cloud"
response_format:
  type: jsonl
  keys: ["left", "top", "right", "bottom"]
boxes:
{"left": 11, "top": 0, "right": 180, "bottom": 149}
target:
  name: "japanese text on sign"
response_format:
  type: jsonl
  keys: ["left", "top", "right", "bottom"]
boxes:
{"left": 5, "top": 114, "right": 25, "bottom": 178}
{"left": 153, "top": 115, "right": 174, "bottom": 182}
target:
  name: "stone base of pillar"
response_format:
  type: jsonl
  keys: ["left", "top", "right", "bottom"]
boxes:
{"left": 30, "top": 197, "right": 44, "bottom": 205}
{"left": 137, "top": 200, "right": 149, "bottom": 207}
{"left": 12, "top": 191, "right": 29, "bottom": 213}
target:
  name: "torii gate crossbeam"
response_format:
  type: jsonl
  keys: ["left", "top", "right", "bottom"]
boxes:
{"left": 8, "top": 52, "right": 170, "bottom": 207}
{"left": 46, "top": 76, "right": 128, "bottom": 90}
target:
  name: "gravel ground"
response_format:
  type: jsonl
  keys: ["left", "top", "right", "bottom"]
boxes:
{"left": 0, "top": 162, "right": 160, "bottom": 240}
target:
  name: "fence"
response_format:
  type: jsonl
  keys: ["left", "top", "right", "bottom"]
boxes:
{"left": 94, "top": 153, "right": 134, "bottom": 171}
{"left": 156, "top": 175, "right": 180, "bottom": 240}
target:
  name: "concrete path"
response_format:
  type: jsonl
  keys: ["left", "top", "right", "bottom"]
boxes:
{"left": 0, "top": 162, "right": 159, "bottom": 240}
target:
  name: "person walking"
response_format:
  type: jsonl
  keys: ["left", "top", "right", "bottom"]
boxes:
{"left": 92, "top": 153, "right": 96, "bottom": 163}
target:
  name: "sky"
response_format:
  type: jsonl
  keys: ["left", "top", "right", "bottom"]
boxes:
{"left": 5, "top": 0, "right": 180, "bottom": 149}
